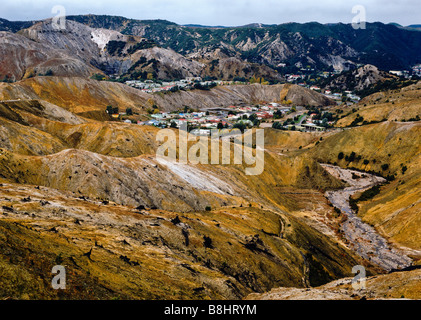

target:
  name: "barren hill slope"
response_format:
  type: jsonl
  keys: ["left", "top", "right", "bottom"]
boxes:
{"left": 18, "top": 19, "right": 215, "bottom": 80}
{"left": 0, "top": 181, "right": 363, "bottom": 299}
{"left": 0, "top": 31, "right": 100, "bottom": 81}
{"left": 0, "top": 77, "right": 150, "bottom": 115}
{"left": 138, "top": 83, "right": 334, "bottom": 110}
{"left": 336, "top": 81, "right": 421, "bottom": 127}
{"left": 0, "top": 74, "right": 419, "bottom": 300}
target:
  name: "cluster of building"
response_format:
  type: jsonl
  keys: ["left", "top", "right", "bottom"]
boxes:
{"left": 125, "top": 77, "right": 248, "bottom": 94}
{"left": 141, "top": 103, "right": 292, "bottom": 135}
{"left": 285, "top": 70, "right": 340, "bottom": 83}
{"left": 276, "top": 111, "right": 336, "bottom": 132}
{"left": 323, "top": 90, "right": 361, "bottom": 104}
{"left": 389, "top": 67, "right": 421, "bottom": 79}
{"left": 411, "top": 64, "right": 421, "bottom": 76}
{"left": 125, "top": 78, "right": 205, "bottom": 93}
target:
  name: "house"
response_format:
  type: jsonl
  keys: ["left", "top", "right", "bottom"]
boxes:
{"left": 256, "top": 112, "right": 272, "bottom": 119}
{"left": 147, "top": 120, "right": 159, "bottom": 126}
{"left": 302, "top": 123, "right": 326, "bottom": 132}
{"left": 389, "top": 70, "right": 403, "bottom": 76}
{"left": 190, "top": 129, "right": 211, "bottom": 136}
{"left": 186, "top": 77, "right": 202, "bottom": 82}
{"left": 228, "top": 114, "right": 240, "bottom": 120}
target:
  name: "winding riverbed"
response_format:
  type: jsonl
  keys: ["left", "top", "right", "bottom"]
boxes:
{"left": 321, "top": 164, "right": 412, "bottom": 271}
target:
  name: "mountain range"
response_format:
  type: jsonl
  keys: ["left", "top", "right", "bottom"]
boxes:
{"left": 1, "top": 15, "right": 421, "bottom": 82}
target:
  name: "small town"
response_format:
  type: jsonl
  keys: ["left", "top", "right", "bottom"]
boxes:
{"left": 111, "top": 100, "right": 341, "bottom": 135}
{"left": 106, "top": 61, "right": 421, "bottom": 137}
{"left": 111, "top": 77, "right": 361, "bottom": 134}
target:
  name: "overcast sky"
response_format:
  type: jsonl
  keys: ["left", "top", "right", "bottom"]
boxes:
{"left": 1, "top": 0, "right": 420, "bottom": 26}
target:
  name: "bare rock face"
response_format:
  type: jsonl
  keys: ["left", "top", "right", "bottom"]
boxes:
{"left": 19, "top": 19, "right": 131, "bottom": 76}
{"left": 16, "top": 19, "right": 207, "bottom": 80}
{"left": 0, "top": 31, "right": 99, "bottom": 81}
{"left": 327, "top": 64, "right": 396, "bottom": 92}
{"left": 283, "top": 84, "right": 334, "bottom": 106}
{"left": 132, "top": 46, "right": 205, "bottom": 79}
{"left": 188, "top": 45, "right": 281, "bottom": 81}
{"left": 5, "top": 18, "right": 283, "bottom": 81}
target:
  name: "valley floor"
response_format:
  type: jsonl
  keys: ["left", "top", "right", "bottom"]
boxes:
{"left": 322, "top": 164, "right": 412, "bottom": 271}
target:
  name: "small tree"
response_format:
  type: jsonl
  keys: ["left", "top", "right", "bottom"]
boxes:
{"left": 126, "top": 107, "right": 133, "bottom": 116}
{"left": 106, "top": 105, "right": 113, "bottom": 114}
{"left": 233, "top": 122, "right": 247, "bottom": 133}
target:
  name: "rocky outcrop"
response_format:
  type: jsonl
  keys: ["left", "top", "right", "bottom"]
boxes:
{"left": 326, "top": 64, "right": 396, "bottom": 92}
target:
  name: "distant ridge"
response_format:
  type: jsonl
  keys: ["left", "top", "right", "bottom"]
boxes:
{"left": 183, "top": 24, "right": 228, "bottom": 29}
{"left": 1, "top": 14, "right": 421, "bottom": 77}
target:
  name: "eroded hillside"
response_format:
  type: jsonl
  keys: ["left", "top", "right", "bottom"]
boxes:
{"left": 337, "top": 81, "right": 421, "bottom": 127}
{"left": 0, "top": 178, "right": 364, "bottom": 299}
{"left": 0, "top": 75, "right": 419, "bottom": 300}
